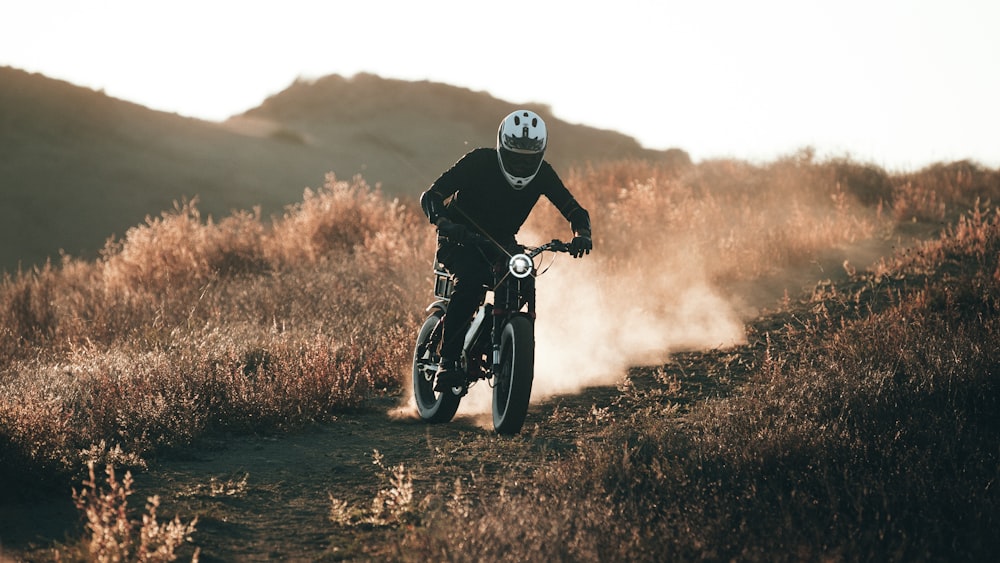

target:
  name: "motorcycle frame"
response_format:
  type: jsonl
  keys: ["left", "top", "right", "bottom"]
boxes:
{"left": 425, "top": 256, "right": 536, "bottom": 381}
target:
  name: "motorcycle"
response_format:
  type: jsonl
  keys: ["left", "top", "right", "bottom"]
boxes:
{"left": 412, "top": 235, "right": 571, "bottom": 434}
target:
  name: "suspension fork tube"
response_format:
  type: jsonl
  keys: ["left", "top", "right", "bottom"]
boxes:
{"left": 491, "top": 312, "right": 504, "bottom": 371}
{"left": 491, "top": 278, "right": 511, "bottom": 371}
{"left": 524, "top": 276, "right": 536, "bottom": 315}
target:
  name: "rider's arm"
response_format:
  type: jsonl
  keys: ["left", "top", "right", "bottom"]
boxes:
{"left": 566, "top": 206, "right": 591, "bottom": 237}
{"left": 539, "top": 163, "right": 592, "bottom": 258}
{"left": 420, "top": 190, "right": 448, "bottom": 225}
{"left": 539, "top": 163, "right": 592, "bottom": 236}
{"left": 420, "top": 149, "right": 488, "bottom": 225}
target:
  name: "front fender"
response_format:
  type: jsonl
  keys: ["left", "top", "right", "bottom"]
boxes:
{"left": 507, "top": 311, "right": 536, "bottom": 323}
{"left": 425, "top": 299, "right": 449, "bottom": 315}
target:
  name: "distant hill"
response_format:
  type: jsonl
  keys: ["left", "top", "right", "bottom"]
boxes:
{"left": 0, "top": 67, "right": 677, "bottom": 272}
{"left": 233, "top": 73, "right": 666, "bottom": 187}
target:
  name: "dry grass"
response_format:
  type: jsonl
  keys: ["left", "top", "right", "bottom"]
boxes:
{"left": 2, "top": 153, "right": 999, "bottom": 560}
{"left": 0, "top": 174, "right": 431, "bottom": 496}
{"left": 61, "top": 461, "right": 199, "bottom": 562}
{"left": 328, "top": 449, "right": 416, "bottom": 528}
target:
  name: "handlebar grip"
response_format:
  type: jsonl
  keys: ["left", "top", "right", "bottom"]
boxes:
{"left": 551, "top": 240, "right": 571, "bottom": 252}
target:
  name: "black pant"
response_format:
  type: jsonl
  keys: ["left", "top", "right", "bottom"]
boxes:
{"left": 436, "top": 242, "right": 498, "bottom": 360}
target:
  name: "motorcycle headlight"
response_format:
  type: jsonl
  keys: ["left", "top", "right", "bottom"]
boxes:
{"left": 508, "top": 254, "right": 533, "bottom": 279}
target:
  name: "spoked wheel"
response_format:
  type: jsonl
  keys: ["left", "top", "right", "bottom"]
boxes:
{"left": 492, "top": 315, "right": 535, "bottom": 435}
{"left": 413, "top": 310, "right": 462, "bottom": 423}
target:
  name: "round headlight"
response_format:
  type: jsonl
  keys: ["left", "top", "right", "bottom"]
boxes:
{"left": 508, "top": 254, "right": 533, "bottom": 278}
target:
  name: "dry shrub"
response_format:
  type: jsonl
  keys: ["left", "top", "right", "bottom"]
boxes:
{"left": 0, "top": 368, "right": 83, "bottom": 482}
{"left": 827, "top": 156, "right": 894, "bottom": 206}
{"left": 891, "top": 160, "right": 1000, "bottom": 222}
{"left": 891, "top": 179, "right": 948, "bottom": 222}
{"left": 101, "top": 199, "right": 269, "bottom": 295}
{"left": 0, "top": 260, "right": 63, "bottom": 355}
{"left": 65, "top": 461, "right": 198, "bottom": 562}
{"left": 266, "top": 172, "right": 425, "bottom": 266}
{"left": 329, "top": 450, "right": 415, "bottom": 528}
{"left": 0, "top": 174, "right": 430, "bottom": 492}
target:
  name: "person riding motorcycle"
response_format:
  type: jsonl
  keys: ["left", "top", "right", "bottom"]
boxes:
{"left": 420, "top": 109, "right": 593, "bottom": 392}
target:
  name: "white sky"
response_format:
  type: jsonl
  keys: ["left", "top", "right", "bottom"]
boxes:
{"left": 2, "top": 0, "right": 998, "bottom": 171}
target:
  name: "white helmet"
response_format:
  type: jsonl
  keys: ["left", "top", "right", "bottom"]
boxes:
{"left": 497, "top": 110, "right": 547, "bottom": 189}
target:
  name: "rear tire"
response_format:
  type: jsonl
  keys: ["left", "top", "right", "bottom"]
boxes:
{"left": 492, "top": 315, "right": 535, "bottom": 435}
{"left": 413, "top": 311, "right": 461, "bottom": 423}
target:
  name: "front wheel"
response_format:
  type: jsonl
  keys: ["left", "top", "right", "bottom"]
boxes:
{"left": 413, "top": 311, "right": 461, "bottom": 423}
{"left": 492, "top": 315, "right": 535, "bottom": 435}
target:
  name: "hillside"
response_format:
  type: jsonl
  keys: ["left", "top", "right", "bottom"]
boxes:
{"left": 233, "top": 73, "right": 666, "bottom": 186}
{"left": 0, "top": 67, "right": 671, "bottom": 272}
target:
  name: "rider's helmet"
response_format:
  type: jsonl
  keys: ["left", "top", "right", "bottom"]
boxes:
{"left": 497, "top": 109, "right": 547, "bottom": 189}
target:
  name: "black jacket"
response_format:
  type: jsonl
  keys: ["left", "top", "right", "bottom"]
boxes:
{"left": 420, "top": 148, "right": 590, "bottom": 243}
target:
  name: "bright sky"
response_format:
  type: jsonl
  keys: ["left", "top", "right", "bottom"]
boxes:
{"left": 2, "top": 0, "right": 998, "bottom": 171}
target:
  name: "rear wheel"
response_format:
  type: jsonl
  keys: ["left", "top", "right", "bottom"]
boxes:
{"left": 413, "top": 311, "right": 461, "bottom": 423}
{"left": 492, "top": 315, "right": 535, "bottom": 435}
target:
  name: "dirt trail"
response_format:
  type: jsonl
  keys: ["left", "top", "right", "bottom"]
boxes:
{"left": 133, "top": 388, "right": 625, "bottom": 561}
{"left": 137, "top": 404, "right": 438, "bottom": 561}
{"left": 0, "top": 318, "right": 756, "bottom": 562}
{"left": 97, "top": 341, "right": 750, "bottom": 563}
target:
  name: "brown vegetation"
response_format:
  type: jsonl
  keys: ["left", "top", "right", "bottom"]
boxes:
{"left": 65, "top": 461, "right": 199, "bottom": 562}
{"left": 1, "top": 174, "right": 430, "bottom": 497}
{"left": 2, "top": 154, "right": 999, "bottom": 560}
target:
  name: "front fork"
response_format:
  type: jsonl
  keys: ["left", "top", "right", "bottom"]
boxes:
{"left": 490, "top": 276, "right": 536, "bottom": 372}
{"left": 491, "top": 314, "right": 504, "bottom": 371}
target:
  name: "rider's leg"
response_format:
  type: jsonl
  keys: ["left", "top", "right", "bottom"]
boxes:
{"left": 435, "top": 244, "right": 490, "bottom": 390}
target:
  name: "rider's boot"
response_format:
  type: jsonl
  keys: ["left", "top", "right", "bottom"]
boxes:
{"left": 434, "top": 357, "right": 464, "bottom": 392}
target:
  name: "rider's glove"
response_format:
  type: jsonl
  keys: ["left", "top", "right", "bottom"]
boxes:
{"left": 437, "top": 218, "right": 469, "bottom": 245}
{"left": 569, "top": 229, "right": 593, "bottom": 258}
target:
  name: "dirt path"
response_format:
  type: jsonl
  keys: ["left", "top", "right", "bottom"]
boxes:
{"left": 0, "top": 349, "right": 744, "bottom": 562}
{"left": 120, "top": 341, "right": 755, "bottom": 563}
{"left": 136, "top": 405, "right": 437, "bottom": 561}
{"left": 136, "top": 385, "right": 634, "bottom": 561}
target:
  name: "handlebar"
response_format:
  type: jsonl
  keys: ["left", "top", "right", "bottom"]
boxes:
{"left": 526, "top": 240, "right": 571, "bottom": 258}
{"left": 440, "top": 229, "right": 570, "bottom": 257}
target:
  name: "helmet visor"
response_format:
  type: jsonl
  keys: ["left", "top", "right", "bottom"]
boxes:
{"left": 499, "top": 147, "right": 544, "bottom": 179}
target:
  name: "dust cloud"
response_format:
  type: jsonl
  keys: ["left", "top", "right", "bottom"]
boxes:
{"left": 436, "top": 234, "right": 747, "bottom": 419}
{"left": 529, "top": 250, "right": 746, "bottom": 402}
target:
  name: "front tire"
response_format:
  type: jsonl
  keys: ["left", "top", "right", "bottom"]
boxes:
{"left": 413, "top": 311, "right": 461, "bottom": 423}
{"left": 492, "top": 315, "right": 535, "bottom": 435}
